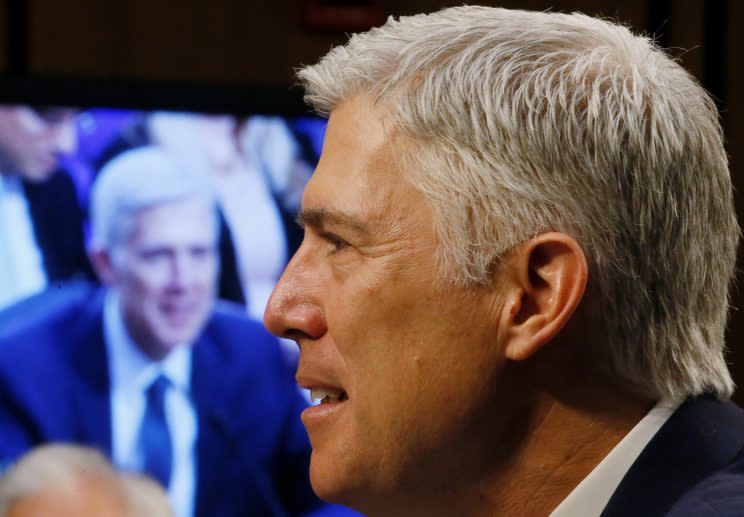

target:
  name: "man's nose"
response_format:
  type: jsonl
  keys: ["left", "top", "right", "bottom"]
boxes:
{"left": 264, "top": 254, "right": 327, "bottom": 342}
{"left": 166, "top": 253, "right": 194, "bottom": 290}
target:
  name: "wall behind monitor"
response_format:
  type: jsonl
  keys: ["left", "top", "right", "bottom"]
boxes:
{"left": 0, "top": 0, "right": 7, "bottom": 72}
{"left": 4, "top": 0, "right": 743, "bottom": 405}
{"left": 23, "top": 0, "right": 648, "bottom": 85}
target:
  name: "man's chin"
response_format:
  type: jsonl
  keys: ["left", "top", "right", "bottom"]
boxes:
{"left": 146, "top": 326, "right": 200, "bottom": 358}
{"left": 309, "top": 454, "right": 366, "bottom": 509}
{"left": 20, "top": 167, "right": 56, "bottom": 183}
{"left": 158, "top": 330, "right": 197, "bottom": 350}
{"left": 158, "top": 315, "right": 206, "bottom": 345}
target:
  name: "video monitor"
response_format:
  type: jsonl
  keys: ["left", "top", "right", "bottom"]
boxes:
{"left": 0, "top": 77, "right": 334, "bottom": 517}
{"left": 0, "top": 78, "right": 326, "bottom": 321}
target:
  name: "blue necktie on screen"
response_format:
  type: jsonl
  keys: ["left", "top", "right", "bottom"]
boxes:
{"left": 139, "top": 374, "right": 173, "bottom": 488}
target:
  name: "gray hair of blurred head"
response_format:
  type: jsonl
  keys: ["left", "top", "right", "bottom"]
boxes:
{"left": 0, "top": 444, "right": 123, "bottom": 515}
{"left": 120, "top": 473, "right": 174, "bottom": 517}
{"left": 297, "top": 6, "right": 739, "bottom": 400}
{"left": 0, "top": 444, "right": 173, "bottom": 517}
{"left": 90, "top": 145, "right": 218, "bottom": 253}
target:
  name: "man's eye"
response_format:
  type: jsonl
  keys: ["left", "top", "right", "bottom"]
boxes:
{"left": 190, "top": 246, "right": 215, "bottom": 260}
{"left": 323, "top": 233, "right": 349, "bottom": 253}
{"left": 140, "top": 250, "right": 169, "bottom": 261}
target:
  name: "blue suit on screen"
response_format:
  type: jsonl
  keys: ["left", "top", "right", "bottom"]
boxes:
{"left": 0, "top": 282, "right": 355, "bottom": 517}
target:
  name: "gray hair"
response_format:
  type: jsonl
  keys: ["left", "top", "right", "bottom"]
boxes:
{"left": 90, "top": 145, "right": 218, "bottom": 251}
{"left": 298, "top": 6, "right": 739, "bottom": 400}
{"left": 0, "top": 445, "right": 173, "bottom": 517}
{"left": 120, "top": 474, "right": 174, "bottom": 517}
{"left": 0, "top": 444, "right": 124, "bottom": 515}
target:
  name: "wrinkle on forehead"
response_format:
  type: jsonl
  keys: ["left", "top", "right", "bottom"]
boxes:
{"left": 304, "top": 95, "right": 419, "bottom": 235}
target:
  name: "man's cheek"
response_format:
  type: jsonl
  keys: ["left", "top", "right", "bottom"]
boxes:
{"left": 130, "top": 271, "right": 161, "bottom": 295}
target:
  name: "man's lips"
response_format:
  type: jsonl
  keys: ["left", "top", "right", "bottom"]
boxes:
{"left": 296, "top": 372, "right": 348, "bottom": 399}
{"left": 297, "top": 375, "right": 350, "bottom": 427}
{"left": 297, "top": 379, "right": 349, "bottom": 404}
{"left": 300, "top": 393, "right": 349, "bottom": 432}
{"left": 160, "top": 303, "right": 200, "bottom": 325}
{"left": 309, "top": 387, "right": 349, "bottom": 404}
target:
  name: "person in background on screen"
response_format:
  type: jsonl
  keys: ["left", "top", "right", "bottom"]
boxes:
{"left": 89, "top": 111, "right": 313, "bottom": 322}
{"left": 147, "top": 113, "right": 310, "bottom": 322}
{"left": 263, "top": 6, "right": 744, "bottom": 516}
{"left": 0, "top": 444, "right": 172, "bottom": 517}
{"left": 0, "top": 105, "right": 92, "bottom": 311}
{"left": 147, "top": 113, "right": 313, "bottom": 364}
{"left": 0, "top": 146, "right": 357, "bottom": 517}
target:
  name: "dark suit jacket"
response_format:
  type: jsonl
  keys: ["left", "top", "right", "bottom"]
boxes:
{"left": 0, "top": 283, "right": 351, "bottom": 517}
{"left": 22, "top": 171, "right": 94, "bottom": 286}
{"left": 601, "top": 396, "right": 744, "bottom": 516}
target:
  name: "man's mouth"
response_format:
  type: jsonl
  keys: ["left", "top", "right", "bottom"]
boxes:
{"left": 162, "top": 302, "right": 197, "bottom": 316}
{"left": 300, "top": 381, "right": 349, "bottom": 432}
{"left": 310, "top": 388, "right": 349, "bottom": 404}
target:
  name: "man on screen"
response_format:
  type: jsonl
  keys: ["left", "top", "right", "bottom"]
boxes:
{"left": 0, "top": 147, "right": 354, "bottom": 517}
{"left": 264, "top": 6, "right": 744, "bottom": 516}
{"left": 0, "top": 105, "right": 90, "bottom": 310}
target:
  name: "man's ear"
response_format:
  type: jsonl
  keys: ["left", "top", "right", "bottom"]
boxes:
{"left": 499, "top": 232, "right": 588, "bottom": 361}
{"left": 88, "top": 248, "right": 116, "bottom": 285}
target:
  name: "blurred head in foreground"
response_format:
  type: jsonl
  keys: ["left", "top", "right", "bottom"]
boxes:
{"left": 264, "top": 5, "right": 739, "bottom": 516}
{"left": 0, "top": 444, "right": 172, "bottom": 517}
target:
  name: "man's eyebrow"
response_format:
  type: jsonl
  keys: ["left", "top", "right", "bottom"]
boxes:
{"left": 297, "top": 208, "right": 370, "bottom": 233}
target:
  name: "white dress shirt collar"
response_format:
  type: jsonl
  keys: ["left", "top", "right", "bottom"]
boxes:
{"left": 0, "top": 173, "right": 47, "bottom": 309}
{"left": 550, "top": 398, "right": 681, "bottom": 517}
{"left": 104, "top": 289, "right": 197, "bottom": 517}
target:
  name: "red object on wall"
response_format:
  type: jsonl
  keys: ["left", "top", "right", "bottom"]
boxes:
{"left": 302, "top": 0, "right": 387, "bottom": 31}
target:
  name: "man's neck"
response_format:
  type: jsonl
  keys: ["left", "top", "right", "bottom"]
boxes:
{"left": 377, "top": 384, "right": 654, "bottom": 517}
{"left": 479, "top": 390, "right": 654, "bottom": 516}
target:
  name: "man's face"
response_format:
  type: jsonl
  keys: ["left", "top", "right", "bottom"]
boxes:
{"left": 0, "top": 105, "right": 77, "bottom": 181}
{"left": 107, "top": 198, "right": 218, "bottom": 359}
{"left": 264, "top": 96, "right": 508, "bottom": 509}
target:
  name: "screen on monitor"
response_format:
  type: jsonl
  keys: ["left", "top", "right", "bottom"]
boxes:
{"left": 0, "top": 79, "right": 326, "bottom": 319}
{"left": 0, "top": 78, "right": 334, "bottom": 517}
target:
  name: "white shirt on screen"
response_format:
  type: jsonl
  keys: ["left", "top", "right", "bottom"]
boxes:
{"left": 104, "top": 291, "right": 197, "bottom": 517}
{"left": 214, "top": 159, "right": 287, "bottom": 321}
{"left": 0, "top": 174, "right": 47, "bottom": 310}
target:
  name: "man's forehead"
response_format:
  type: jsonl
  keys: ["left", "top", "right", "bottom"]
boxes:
{"left": 325, "top": 95, "right": 396, "bottom": 156}
{"left": 300, "top": 96, "right": 405, "bottom": 225}
{"left": 125, "top": 198, "right": 218, "bottom": 244}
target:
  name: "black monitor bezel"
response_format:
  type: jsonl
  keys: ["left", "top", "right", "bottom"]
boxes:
{"left": 0, "top": 74, "right": 314, "bottom": 117}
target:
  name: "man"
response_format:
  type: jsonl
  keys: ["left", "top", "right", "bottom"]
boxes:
{"left": 263, "top": 6, "right": 744, "bottom": 517}
{"left": 0, "top": 444, "right": 172, "bottom": 517}
{"left": 0, "top": 105, "right": 90, "bottom": 310}
{"left": 92, "top": 111, "right": 310, "bottom": 314}
{"left": 0, "top": 147, "right": 353, "bottom": 517}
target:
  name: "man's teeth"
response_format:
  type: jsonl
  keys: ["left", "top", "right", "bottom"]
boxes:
{"left": 310, "top": 388, "right": 348, "bottom": 404}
